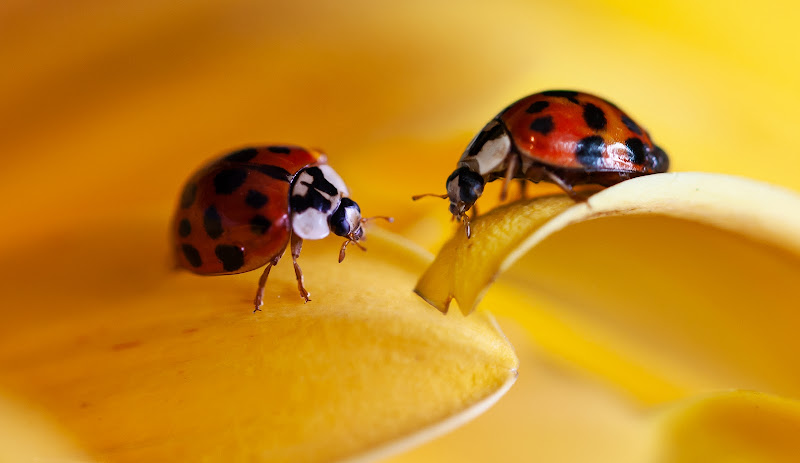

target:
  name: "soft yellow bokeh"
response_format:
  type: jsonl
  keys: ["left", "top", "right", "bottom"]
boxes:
{"left": 3, "top": 0, "right": 800, "bottom": 461}
{"left": 658, "top": 391, "right": 800, "bottom": 462}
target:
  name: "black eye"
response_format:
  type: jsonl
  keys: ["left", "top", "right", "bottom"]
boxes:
{"left": 329, "top": 198, "right": 360, "bottom": 237}
{"left": 650, "top": 145, "right": 670, "bottom": 173}
{"left": 458, "top": 170, "right": 485, "bottom": 205}
{"left": 446, "top": 166, "right": 469, "bottom": 187}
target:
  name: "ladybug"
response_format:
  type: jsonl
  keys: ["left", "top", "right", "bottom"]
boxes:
{"left": 415, "top": 90, "right": 669, "bottom": 237}
{"left": 173, "top": 145, "right": 390, "bottom": 311}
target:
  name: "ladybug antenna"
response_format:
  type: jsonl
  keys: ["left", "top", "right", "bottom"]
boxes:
{"left": 360, "top": 216, "right": 394, "bottom": 224}
{"left": 412, "top": 193, "right": 448, "bottom": 201}
{"left": 339, "top": 235, "right": 367, "bottom": 263}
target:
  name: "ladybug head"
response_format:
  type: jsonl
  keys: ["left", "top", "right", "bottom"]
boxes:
{"left": 331, "top": 197, "right": 393, "bottom": 263}
{"left": 330, "top": 197, "right": 363, "bottom": 240}
{"left": 446, "top": 166, "right": 485, "bottom": 233}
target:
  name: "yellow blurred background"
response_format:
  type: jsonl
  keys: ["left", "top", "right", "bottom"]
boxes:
{"left": 4, "top": 0, "right": 800, "bottom": 249}
{"left": 3, "top": 0, "right": 800, "bottom": 461}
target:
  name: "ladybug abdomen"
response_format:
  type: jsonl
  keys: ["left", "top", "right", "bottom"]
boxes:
{"left": 173, "top": 146, "right": 320, "bottom": 275}
{"left": 502, "top": 91, "right": 669, "bottom": 175}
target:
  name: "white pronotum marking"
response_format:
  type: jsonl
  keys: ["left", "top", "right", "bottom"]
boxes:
{"left": 472, "top": 132, "right": 511, "bottom": 175}
{"left": 290, "top": 164, "right": 350, "bottom": 240}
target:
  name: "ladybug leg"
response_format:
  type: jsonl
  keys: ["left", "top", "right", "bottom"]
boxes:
{"left": 253, "top": 254, "right": 282, "bottom": 312}
{"left": 290, "top": 233, "right": 311, "bottom": 303}
{"left": 524, "top": 165, "right": 545, "bottom": 183}
{"left": 499, "top": 155, "right": 518, "bottom": 201}
{"left": 519, "top": 179, "right": 527, "bottom": 199}
{"left": 543, "top": 168, "right": 585, "bottom": 202}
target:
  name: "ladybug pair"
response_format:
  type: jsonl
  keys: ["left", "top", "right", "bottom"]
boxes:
{"left": 173, "top": 90, "right": 669, "bottom": 311}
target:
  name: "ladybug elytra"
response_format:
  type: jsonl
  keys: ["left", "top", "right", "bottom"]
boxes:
{"left": 172, "top": 145, "right": 390, "bottom": 311}
{"left": 416, "top": 90, "right": 669, "bottom": 237}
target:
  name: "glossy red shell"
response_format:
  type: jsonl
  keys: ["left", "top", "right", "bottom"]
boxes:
{"left": 172, "top": 146, "right": 321, "bottom": 275}
{"left": 499, "top": 91, "right": 668, "bottom": 174}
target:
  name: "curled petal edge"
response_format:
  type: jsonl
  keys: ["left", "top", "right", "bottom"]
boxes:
{"left": 415, "top": 172, "right": 800, "bottom": 315}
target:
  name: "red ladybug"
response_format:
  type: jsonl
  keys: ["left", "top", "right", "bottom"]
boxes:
{"left": 173, "top": 145, "right": 390, "bottom": 311}
{"left": 416, "top": 90, "right": 669, "bottom": 237}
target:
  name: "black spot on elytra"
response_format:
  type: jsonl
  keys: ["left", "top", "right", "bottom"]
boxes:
{"left": 245, "top": 189, "right": 268, "bottom": 209}
{"left": 583, "top": 103, "right": 607, "bottom": 130}
{"left": 621, "top": 114, "right": 643, "bottom": 135}
{"left": 203, "top": 206, "right": 223, "bottom": 239}
{"left": 249, "top": 164, "right": 292, "bottom": 182}
{"left": 625, "top": 138, "right": 646, "bottom": 165}
{"left": 224, "top": 147, "right": 259, "bottom": 163}
{"left": 178, "top": 219, "right": 191, "bottom": 237}
{"left": 180, "top": 183, "right": 197, "bottom": 208}
{"left": 541, "top": 90, "right": 580, "bottom": 104}
{"left": 181, "top": 244, "right": 202, "bottom": 267}
{"left": 250, "top": 214, "right": 272, "bottom": 235}
{"left": 268, "top": 146, "right": 292, "bottom": 154}
{"left": 467, "top": 121, "right": 506, "bottom": 157}
{"left": 215, "top": 244, "right": 244, "bottom": 272}
{"left": 530, "top": 116, "right": 554, "bottom": 135}
{"left": 575, "top": 136, "right": 606, "bottom": 168}
{"left": 213, "top": 168, "right": 248, "bottom": 195}
{"left": 525, "top": 100, "right": 549, "bottom": 114}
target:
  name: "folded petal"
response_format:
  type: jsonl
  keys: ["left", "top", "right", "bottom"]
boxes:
{"left": 416, "top": 173, "right": 800, "bottom": 402}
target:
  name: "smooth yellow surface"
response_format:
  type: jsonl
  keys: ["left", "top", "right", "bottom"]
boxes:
{"left": 658, "top": 391, "right": 800, "bottom": 462}
{"left": 0, "top": 218, "right": 517, "bottom": 462}
{"left": 384, "top": 319, "right": 654, "bottom": 463}
{"left": 0, "top": 394, "right": 92, "bottom": 462}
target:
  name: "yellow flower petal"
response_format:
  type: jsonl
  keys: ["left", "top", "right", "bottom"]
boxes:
{"left": 0, "top": 215, "right": 517, "bottom": 461}
{"left": 657, "top": 391, "right": 800, "bottom": 462}
{"left": 383, "top": 319, "right": 654, "bottom": 463}
{"left": 0, "top": 393, "right": 92, "bottom": 462}
{"left": 417, "top": 172, "right": 800, "bottom": 314}
{"left": 416, "top": 172, "right": 800, "bottom": 402}
{"left": 415, "top": 194, "right": 576, "bottom": 313}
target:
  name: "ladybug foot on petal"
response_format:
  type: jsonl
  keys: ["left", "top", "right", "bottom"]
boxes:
{"left": 252, "top": 255, "right": 282, "bottom": 312}
{"left": 290, "top": 233, "right": 311, "bottom": 303}
{"left": 298, "top": 285, "right": 311, "bottom": 303}
{"left": 294, "top": 265, "right": 311, "bottom": 302}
